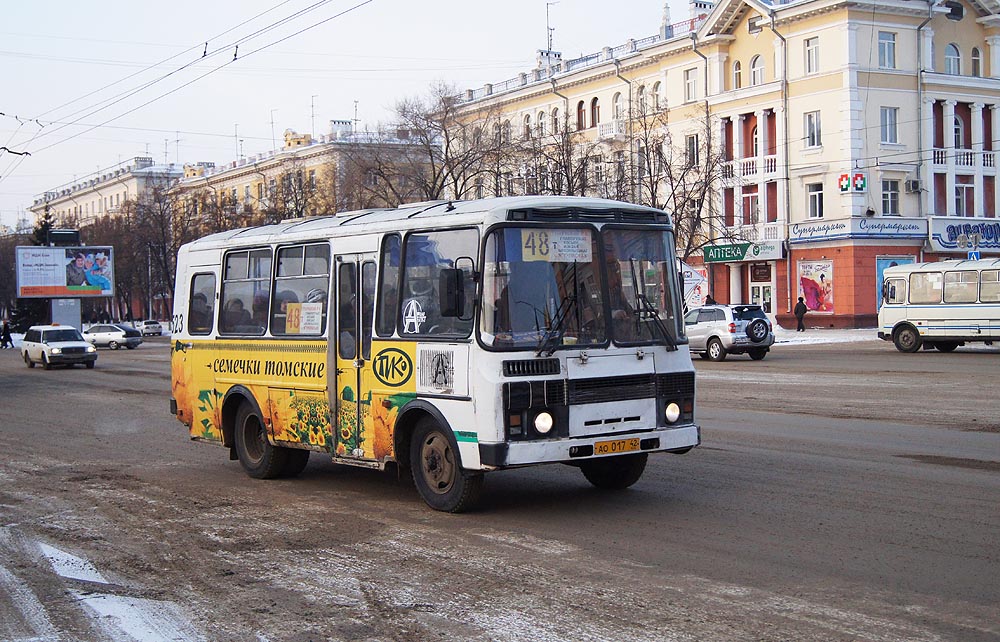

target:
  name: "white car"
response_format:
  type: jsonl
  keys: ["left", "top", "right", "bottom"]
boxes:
{"left": 21, "top": 325, "right": 98, "bottom": 369}
{"left": 83, "top": 324, "right": 143, "bottom": 349}
{"left": 134, "top": 320, "right": 163, "bottom": 336}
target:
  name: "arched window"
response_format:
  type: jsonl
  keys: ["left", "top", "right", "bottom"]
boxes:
{"left": 590, "top": 97, "right": 601, "bottom": 127}
{"left": 652, "top": 82, "right": 662, "bottom": 109}
{"left": 502, "top": 120, "right": 511, "bottom": 144}
{"left": 733, "top": 61, "right": 742, "bottom": 89}
{"left": 751, "top": 126, "right": 759, "bottom": 157}
{"left": 537, "top": 111, "right": 546, "bottom": 136}
{"left": 945, "top": 43, "right": 961, "bottom": 75}
{"left": 637, "top": 85, "right": 647, "bottom": 113}
{"left": 552, "top": 108, "right": 560, "bottom": 134}
{"left": 971, "top": 47, "right": 982, "bottom": 77}
{"left": 523, "top": 114, "right": 532, "bottom": 139}
{"left": 750, "top": 55, "right": 765, "bottom": 85}
{"left": 613, "top": 92, "right": 624, "bottom": 119}
{"left": 954, "top": 115, "right": 966, "bottom": 149}
{"left": 576, "top": 101, "right": 586, "bottom": 130}
{"left": 473, "top": 127, "right": 483, "bottom": 147}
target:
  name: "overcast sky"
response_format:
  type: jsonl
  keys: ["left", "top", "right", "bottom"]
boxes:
{"left": 0, "top": 1, "right": 689, "bottom": 231}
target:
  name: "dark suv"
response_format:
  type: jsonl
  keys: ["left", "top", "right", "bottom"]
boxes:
{"left": 683, "top": 304, "right": 774, "bottom": 361}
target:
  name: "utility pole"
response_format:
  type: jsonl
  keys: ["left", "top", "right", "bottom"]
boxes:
{"left": 270, "top": 109, "right": 278, "bottom": 151}
{"left": 311, "top": 95, "right": 318, "bottom": 141}
{"left": 353, "top": 101, "right": 360, "bottom": 134}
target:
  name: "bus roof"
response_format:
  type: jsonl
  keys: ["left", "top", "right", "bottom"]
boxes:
{"left": 181, "top": 196, "right": 671, "bottom": 251}
{"left": 883, "top": 257, "right": 1000, "bottom": 276}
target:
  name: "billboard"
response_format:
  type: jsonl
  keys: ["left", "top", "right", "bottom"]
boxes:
{"left": 16, "top": 246, "right": 115, "bottom": 298}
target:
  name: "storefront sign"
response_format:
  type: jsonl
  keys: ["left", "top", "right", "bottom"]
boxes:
{"left": 789, "top": 217, "right": 926, "bottom": 244}
{"left": 703, "top": 240, "right": 783, "bottom": 263}
{"left": 927, "top": 216, "right": 1000, "bottom": 254}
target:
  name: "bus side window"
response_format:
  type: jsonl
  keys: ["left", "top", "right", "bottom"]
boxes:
{"left": 376, "top": 234, "right": 401, "bottom": 337}
{"left": 189, "top": 273, "right": 216, "bottom": 335}
{"left": 885, "top": 278, "right": 906, "bottom": 305}
{"left": 981, "top": 270, "right": 1000, "bottom": 302}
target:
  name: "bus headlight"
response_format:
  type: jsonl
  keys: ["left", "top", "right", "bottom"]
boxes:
{"left": 665, "top": 402, "right": 681, "bottom": 424}
{"left": 534, "top": 411, "right": 554, "bottom": 434}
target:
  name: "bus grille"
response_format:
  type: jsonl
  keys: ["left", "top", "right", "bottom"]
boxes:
{"left": 504, "top": 372, "right": 694, "bottom": 410}
{"left": 503, "top": 359, "right": 560, "bottom": 377}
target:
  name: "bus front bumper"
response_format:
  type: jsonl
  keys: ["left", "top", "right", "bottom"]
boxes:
{"left": 478, "top": 424, "right": 700, "bottom": 468}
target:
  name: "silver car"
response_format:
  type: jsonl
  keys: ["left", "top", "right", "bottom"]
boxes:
{"left": 684, "top": 304, "right": 774, "bottom": 361}
{"left": 82, "top": 324, "right": 143, "bottom": 349}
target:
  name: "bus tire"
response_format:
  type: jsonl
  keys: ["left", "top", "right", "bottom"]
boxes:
{"left": 410, "top": 418, "right": 483, "bottom": 513}
{"left": 707, "top": 338, "right": 727, "bottom": 361}
{"left": 280, "top": 449, "right": 310, "bottom": 478}
{"left": 893, "top": 326, "right": 922, "bottom": 353}
{"left": 935, "top": 341, "right": 959, "bottom": 353}
{"left": 580, "top": 453, "right": 648, "bottom": 490}
{"left": 234, "top": 402, "right": 287, "bottom": 479}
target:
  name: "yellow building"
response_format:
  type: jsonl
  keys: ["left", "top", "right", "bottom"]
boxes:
{"left": 455, "top": 0, "right": 1000, "bottom": 328}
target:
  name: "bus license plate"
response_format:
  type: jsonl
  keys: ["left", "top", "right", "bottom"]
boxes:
{"left": 593, "top": 438, "right": 641, "bottom": 456}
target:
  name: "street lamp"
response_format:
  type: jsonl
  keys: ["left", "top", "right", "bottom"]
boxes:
{"left": 147, "top": 243, "right": 153, "bottom": 321}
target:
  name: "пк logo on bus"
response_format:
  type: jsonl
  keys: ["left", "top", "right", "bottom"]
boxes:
{"left": 372, "top": 347, "right": 413, "bottom": 387}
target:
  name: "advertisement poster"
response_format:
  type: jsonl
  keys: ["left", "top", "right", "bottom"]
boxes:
{"left": 16, "top": 246, "right": 115, "bottom": 298}
{"left": 798, "top": 260, "right": 834, "bottom": 313}
{"left": 680, "top": 263, "right": 708, "bottom": 308}
{"left": 875, "top": 256, "right": 915, "bottom": 309}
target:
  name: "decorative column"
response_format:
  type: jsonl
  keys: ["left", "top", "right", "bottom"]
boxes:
{"left": 729, "top": 263, "right": 743, "bottom": 304}
{"left": 944, "top": 100, "right": 957, "bottom": 216}
{"left": 774, "top": 104, "right": 787, "bottom": 225}
{"left": 993, "top": 105, "right": 1000, "bottom": 218}
{"left": 756, "top": 109, "right": 769, "bottom": 225}
{"left": 735, "top": 115, "right": 745, "bottom": 226}
{"left": 972, "top": 103, "right": 985, "bottom": 216}
{"left": 986, "top": 35, "right": 1000, "bottom": 79}
{"left": 922, "top": 28, "right": 936, "bottom": 73}
{"left": 921, "top": 97, "right": 937, "bottom": 215}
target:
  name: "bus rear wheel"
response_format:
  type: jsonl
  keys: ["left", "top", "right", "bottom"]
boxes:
{"left": 580, "top": 453, "right": 648, "bottom": 490}
{"left": 410, "top": 419, "right": 483, "bottom": 513}
{"left": 893, "top": 326, "right": 922, "bottom": 353}
{"left": 234, "top": 402, "right": 287, "bottom": 479}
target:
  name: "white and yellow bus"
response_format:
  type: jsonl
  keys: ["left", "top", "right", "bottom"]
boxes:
{"left": 170, "top": 196, "right": 699, "bottom": 511}
{"left": 878, "top": 258, "right": 1000, "bottom": 352}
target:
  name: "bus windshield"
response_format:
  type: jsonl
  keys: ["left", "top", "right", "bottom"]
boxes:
{"left": 480, "top": 226, "right": 682, "bottom": 350}
{"left": 482, "top": 227, "right": 606, "bottom": 350}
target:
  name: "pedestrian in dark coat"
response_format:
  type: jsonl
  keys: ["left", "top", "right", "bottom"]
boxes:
{"left": 0, "top": 320, "right": 13, "bottom": 349}
{"left": 794, "top": 297, "right": 808, "bottom": 332}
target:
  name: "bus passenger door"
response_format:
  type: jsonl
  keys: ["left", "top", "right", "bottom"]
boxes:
{"left": 333, "top": 254, "right": 377, "bottom": 460}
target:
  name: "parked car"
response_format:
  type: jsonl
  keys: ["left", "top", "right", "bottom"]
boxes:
{"left": 684, "top": 304, "right": 774, "bottom": 361}
{"left": 82, "top": 324, "right": 143, "bottom": 349}
{"left": 134, "top": 319, "right": 163, "bottom": 336}
{"left": 20, "top": 325, "right": 98, "bottom": 369}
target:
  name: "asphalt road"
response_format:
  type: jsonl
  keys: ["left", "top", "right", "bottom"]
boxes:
{"left": 0, "top": 337, "right": 997, "bottom": 641}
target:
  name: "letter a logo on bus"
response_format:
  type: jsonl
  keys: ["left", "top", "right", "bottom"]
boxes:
{"left": 373, "top": 347, "right": 413, "bottom": 387}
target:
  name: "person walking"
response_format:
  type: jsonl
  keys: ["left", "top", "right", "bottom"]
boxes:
{"left": 0, "top": 320, "right": 13, "bottom": 349}
{"left": 794, "top": 297, "right": 808, "bottom": 332}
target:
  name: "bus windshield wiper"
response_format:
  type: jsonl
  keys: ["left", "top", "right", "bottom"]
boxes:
{"left": 536, "top": 263, "right": 579, "bottom": 357}
{"left": 628, "top": 259, "right": 677, "bottom": 350}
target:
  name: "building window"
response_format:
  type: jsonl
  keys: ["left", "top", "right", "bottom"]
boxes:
{"left": 972, "top": 47, "right": 982, "bottom": 77}
{"left": 733, "top": 61, "right": 742, "bottom": 89}
{"left": 880, "top": 107, "right": 899, "bottom": 144}
{"left": 552, "top": 108, "right": 560, "bottom": 134}
{"left": 945, "top": 43, "right": 961, "bottom": 75}
{"left": 807, "top": 183, "right": 824, "bottom": 218}
{"left": 751, "top": 126, "right": 759, "bottom": 157}
{"left": 882, "top": 180, "right": 899, "bottom": 215}
{"left": 537, "top": 111, "right": 546, "bottom": 136}
{"left": 685, "top": 134, "right": 699, "bottom": 166}
{"left": 750, "top": 55, "right": 765, "bottom": 85}
{"left": 684, "top": 68, "right": 698, "bottom": 102}
{"left": 636, "top": 86, "right": 646, "bottom": 113}
{"left": 805, "top": 37, "right": 819, "bottom": 75}
{"left": 954, "top": 115, "right": 966, "bottom": 149}
{"left": 878, "top": 32, "right": 896, "bottom": 69}
{"left": 576, "top": 101, "right": 586, "bottom": 130}
{"left": 652, "top": 82, "right": 662, "bottom": 109}
{"left": 613, "top": 92, "right": 624, "bottom": 119}
{"left": 955, "top": 184, "right": 973, "bottom": 216}
{"left": 590, "top": 98, "right": 600, "bottom": 127}
{"left": 523, "top": 114, "right": 532, "bottom": 139}
{"left": 743, "top": 192, "right": 759, "bottom": 224}
{"left": 804, "top": 111, "right": 822, "bottom": 147}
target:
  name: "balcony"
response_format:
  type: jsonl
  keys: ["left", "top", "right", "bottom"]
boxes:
{"left": 729, "top": 222, "right": 782, "bottom": 242}
{"left": 932, "top": 148, "right": 996, "bottom": 173}
{"left": 598, "top": 120, "right": 626, "bottom": 140}
{"left": 722, "top": 154, "right": 779, "bottom": 183}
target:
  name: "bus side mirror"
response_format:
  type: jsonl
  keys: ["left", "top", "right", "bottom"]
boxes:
{"left": 439, "top": 268, "right": 465, "bottom": 317}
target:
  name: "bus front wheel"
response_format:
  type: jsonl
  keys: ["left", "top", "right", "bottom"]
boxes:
{"left": 234, "top": 402, "right": 287, "bottom": 479}
{"left": 580, "top": 453, "right": 648, "bottom": 490}
{"left": 410, "top": 419, "right": 483, "bottom": 513}
{"left": 893, "top": 326, "right": 922, "bottom": 353}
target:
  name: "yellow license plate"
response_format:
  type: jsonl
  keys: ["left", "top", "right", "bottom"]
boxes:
{"left": 593, "top": 438, "right": 641, "bottom": 456}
